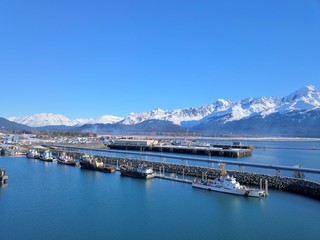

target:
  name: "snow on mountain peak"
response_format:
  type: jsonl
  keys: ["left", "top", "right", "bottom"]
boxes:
{"left": 7, "top": 85, "right": 320, "bottom": 128}
{"left": 8, "top": 113, "right": 123, "bottom": 127}
{"left": 280, "top": 85, "right": 320, "bottom": 112}
{"left": 88, "top": 115, "right": 123, "bottom": 124}
{"left": 215, "top": 99, "right": 233, "bottom": 111}
{"left": 8, "top": 113, "right": 78, "bottom": 127}
{"left": 120, "top": 104, "right": 216, "bottom": 125}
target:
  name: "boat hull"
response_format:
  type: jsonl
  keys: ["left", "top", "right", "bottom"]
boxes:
{"left": 120, "top": 169, "right": 155, "bottom": 179}
{"left": 79, "top": 162, "right": 116, "bottom": 173}
{"left": 192, "top": 182, "right": 264, "bottom": 198}
{"left": 57, "top": 158, "right": 77, "bottom": 166}
{"left": 38, "top": 158, "right": 54, "bottom": 162}
{"left": 26, "top": 154, "right": 40, "bottom": 159}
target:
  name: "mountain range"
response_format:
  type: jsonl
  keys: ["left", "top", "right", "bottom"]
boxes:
{"left": 3, "top": 85, "right": 320, "bottom": 137}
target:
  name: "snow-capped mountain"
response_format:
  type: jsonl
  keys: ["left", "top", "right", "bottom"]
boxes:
{"left": 279, "top": 85, "right": 320, "bottom": 113}
{"left": 8, "top": 113, "right": 79, "bottom": 127}
{"left": 6, "top": 85, "right": 320, "bottom": 136}
{"left": 8, "top": 113, "right": 123, "bottom": 127}
{"left": 87, "top": 115, "right": 124, "bottom": 124}
{"left": 118, "top": 85, "right": 320, "bottom": 126}
{"left": 119, "top": 104, "right": 219, "bottom": 125}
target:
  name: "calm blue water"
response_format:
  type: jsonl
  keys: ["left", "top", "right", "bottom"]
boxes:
{"left": 1, "top": 141, "right": 320, "bottom": 240}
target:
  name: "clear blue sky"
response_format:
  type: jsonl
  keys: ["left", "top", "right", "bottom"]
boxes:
{"left": 1, "top": 0, "right": 320, "bottom": 119}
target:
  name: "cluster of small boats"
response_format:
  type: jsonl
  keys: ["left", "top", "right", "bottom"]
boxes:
{"left": 78, "top": 155, "right": 156, "bottom": 179}
{"left": 26, "top": 148, "right": 77, "bottom": 165}
{"left": 26, "top": 149, "right": 55, "bottom": 162}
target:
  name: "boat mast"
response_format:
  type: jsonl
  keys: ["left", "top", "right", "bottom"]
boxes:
{"left": 219, "top": 163, "right": 228, "bottom": 177}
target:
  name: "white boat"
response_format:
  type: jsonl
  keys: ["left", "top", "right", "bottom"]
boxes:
{"left": 57, "top": 152, "right": 76, "bottom": 166}
{"left": 26, "top": 149, "right": 40, "bottom": 159}
{"left": 192, "top": 164, "right": 267, "bottom": 198}
{"left": 39, "top": 150, "right": 54, "bottom": 162}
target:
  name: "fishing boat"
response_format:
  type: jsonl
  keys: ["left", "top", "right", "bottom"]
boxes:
{"left": 120, "top": 164, "right": 155, "bottom": 179}
{"left": 39, "top": 150, "right": 54, "bottom": 162}
{"left": 79, "top": 154, "right": 116, "bottom": 173}
{"left": 57, "top": 152, "right": 76, "bottom": 166}
{"left": 0, "top": 168, "right": 9, "bottom": 184}
{"left": 192, "top": 164, "right": 267, "bottom": 198}
{"left": 1, "top": 145, "right": 26, "bottom": 156}
{"left": 26, "top": 149, "right": 40, "bottom": 159}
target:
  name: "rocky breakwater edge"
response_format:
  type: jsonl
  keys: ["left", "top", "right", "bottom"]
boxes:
{"left": 67, "top": 152, "right": 320, "bottom": 200}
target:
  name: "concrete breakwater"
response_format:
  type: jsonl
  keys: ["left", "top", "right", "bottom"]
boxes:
{"left": 67, "top": 152, "right": 320, "bottom": 200}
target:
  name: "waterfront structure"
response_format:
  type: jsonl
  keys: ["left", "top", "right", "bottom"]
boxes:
{"left": 111, "top": 139, "right": 158, "bottom": 147}
{"left": 2, "top": 134, "right": 19, "bottom": 144}
{"left": 108, "top": 142, "right": 252, "bottom": 158}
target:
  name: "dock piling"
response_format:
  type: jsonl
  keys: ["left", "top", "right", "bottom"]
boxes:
{"left": 265, "top": 180, "right": 269, "bottom": 195}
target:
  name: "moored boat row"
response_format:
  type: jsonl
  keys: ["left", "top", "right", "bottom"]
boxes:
{"left": 23, "top": 149, "right": 268, "bottom": 198}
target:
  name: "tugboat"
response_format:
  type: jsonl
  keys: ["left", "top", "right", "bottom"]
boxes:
{"left": 26, "top": 149, "right": 40, "bottom": 159}
{"left": 39, "top": 150, "right": 54, "bottom": 162}
{"left": 120, "top": 164, "right": 155, "bottom": 179}
{"left": 0, "top": 168, "right": 9, "bottom": 184}
{"left": 79, "top": 154, "right": 116, "bottom": 173}
{"left": 57, "top": 152, "right": 77, "bottom": 166}
{"left": 192, "top": 164, "right": 267, "bottom": 198}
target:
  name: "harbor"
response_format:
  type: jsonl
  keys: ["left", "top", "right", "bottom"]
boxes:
{"left": 1, "top": 154, "right": 319, "bottom": 240}
{"left": 0, "top": 139, "right": 320, "bottom": 240}
{"left": 2, "top": 138, "right": 320, "bottom": 200}
{"left": 40, "top": 146, "right": 320, "bottom": 200}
